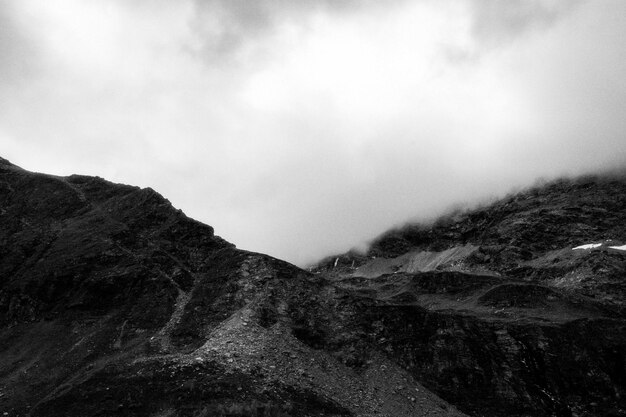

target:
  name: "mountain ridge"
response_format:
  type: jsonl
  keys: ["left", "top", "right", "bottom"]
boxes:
{"left": 1, "top": 157, "right": 625, "bottom": 416}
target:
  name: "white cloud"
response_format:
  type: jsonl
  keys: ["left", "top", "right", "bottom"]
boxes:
{"left": 1, "top": 0, "right": 625, "bottom": 266}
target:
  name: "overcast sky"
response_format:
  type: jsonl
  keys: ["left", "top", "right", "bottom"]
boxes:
{"left": 2, "top": 0, "right": 626, "bottom": 266}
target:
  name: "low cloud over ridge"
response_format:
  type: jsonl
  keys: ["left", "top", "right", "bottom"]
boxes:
{"left": 1, "top": 0, "right": 625, "bottom": 266}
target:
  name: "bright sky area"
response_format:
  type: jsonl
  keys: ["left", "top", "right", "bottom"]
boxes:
{"left": 2, "top": 0, "right": 626, "bottom": 266}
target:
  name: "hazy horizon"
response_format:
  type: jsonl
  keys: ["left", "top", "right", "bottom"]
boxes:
{"left": 2, "top": 0, "right": 626, "bottom": 266}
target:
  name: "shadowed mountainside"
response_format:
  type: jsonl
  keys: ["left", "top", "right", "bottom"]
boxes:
{"left": 0, "top": 157, "right": 464, "bottom": 417}
{"left": 313, "top": 173, "right": 626, "bottom": 417}
{"left": 1, "top": 156, "right": 625, "bottom": 417}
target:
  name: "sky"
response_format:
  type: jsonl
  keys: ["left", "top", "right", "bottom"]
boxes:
{"left": 1, "top": 0, "right": 626, "bottom": 266}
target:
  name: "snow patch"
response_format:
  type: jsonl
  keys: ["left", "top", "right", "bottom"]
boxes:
{"left": 572, "top": 243, "right": 602, "bottom": 250}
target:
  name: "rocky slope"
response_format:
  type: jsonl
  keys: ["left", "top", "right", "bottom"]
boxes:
{"left": 1, "top": 156, "right": 625, "bottom": 417}
{"left": 0, "top": 157, "right": 464, "bottom": 417}
{"left": 314, "top": 174, "right": 626, "bottom": 417}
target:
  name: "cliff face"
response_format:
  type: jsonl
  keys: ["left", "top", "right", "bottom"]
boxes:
{"left": 1, "top": 157, "right": 625, "bottom": 417}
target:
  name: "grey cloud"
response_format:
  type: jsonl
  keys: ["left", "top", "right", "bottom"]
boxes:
{"left": 190, "top": 0, "right": 274, "bottom": 59}
{"left": 2, "top": 0, "right": 626, "bottom": 267}
{"left": 0, "top": 3, "right": 40, "bottom": 87}
{"left": 188, "top": 0, "right": 405, "bottom": 64}
{"left": 469, "top": 0, "right": 582, "bottom": 46}
{"left": 443, "top": 0, "right": 583, "bottom": 64}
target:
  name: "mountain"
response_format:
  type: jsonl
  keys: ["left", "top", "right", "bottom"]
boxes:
{"left": 1, "top": 156, "right": 625, "bottom": 417}
{"left": 0, "top": 157, "right": 464, "bottom": 417}
{"left": 313, "top": 173, "right": 626, "bottom": 417}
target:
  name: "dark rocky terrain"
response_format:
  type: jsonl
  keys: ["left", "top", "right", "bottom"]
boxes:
{"left": 1, "top": 156, "right": 625, "bottom": 417}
